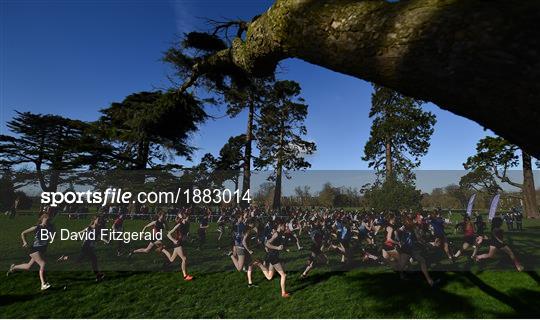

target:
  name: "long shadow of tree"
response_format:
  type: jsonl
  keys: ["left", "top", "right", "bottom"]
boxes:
{"left": 460, "top": 271, "right": 540, "bottom": 317}
{"left": 340, "top": 270, "right": 540, "bottom": 318}
{"left": 345, "top": 271, "right": 477, "bottom": 318}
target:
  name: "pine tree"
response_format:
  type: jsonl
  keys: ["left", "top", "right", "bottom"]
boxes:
{"left": 254, "top": 80, "right": 316, "bottom": 210}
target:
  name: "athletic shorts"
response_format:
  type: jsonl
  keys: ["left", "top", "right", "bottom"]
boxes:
{"left": 310, "top": 243, "right": 322, "bottom": 255}
{"left": 244, "top": 251, "right": 252, "bottom": 265}
{"left": 384, "top": 240, "right": 395, "bottom": 251}
{"left": 236, "top": 246, "right": 246, "bottom": 256}
{"left": 402, "top": 248, "right": 425, "bottom": 262}
{"left": 435, "top": 234, "right": 447, "bottom": 243}
{"left": 265, "top": 251, "right": 280, "bottom": 265}
{"left": 78, "top": 246, "right": 97, "bottom": 262}
{"left": 490, "top": 239, "right": 506, "bottom": 249}
{"left": 358, "top": 230, "right": 369, "bottom": 239}
{"left": 464, "top": 235, "right": 475, "bottom": 245}
{"left": 29, "top": 246, "right": 47, "bottom": 255}
{"left": 174, "top": 240, "right": 184, "bottom": 248}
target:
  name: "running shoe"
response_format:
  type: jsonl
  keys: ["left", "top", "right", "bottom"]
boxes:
{"left": 6, "top": 264, "right": 15, "bottom": 276}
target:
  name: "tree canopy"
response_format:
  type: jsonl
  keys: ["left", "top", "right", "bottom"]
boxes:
{"left": 363, "top": 85, "right": 435, "bottom": 183}
{"left": 174, "top": 0, "right": 540, "bottom": 158}
{"left": 0, "top": 111, "right": 101, "bottom": 191}
{"left": 97, "top": 91, "right": 207, "bottom": 170}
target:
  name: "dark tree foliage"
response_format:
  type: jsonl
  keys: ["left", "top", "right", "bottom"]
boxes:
{"left": 183, "top": 32, "right": 228, "bottom": 52}
{"left": 459, "top": 167, "right": 502, "bottom": 195}
{"left": 462, "top": 136, "right": 538, "bottom": 218}
{"left": 363, "top": 85, "right": 436, "bottom": 183}
{"left": 0, "top": 169, "right": 16, "bottom": 211}
{"left": 189, "top": 153, "right": 219, "bottom": 190}
{"left": 97, "top": 91, "right": 207, "bottom": 170}
{"left": 0, "top": 111, "right": 100, "bottom": 191}
{"left": 214, "top": 135, "right": 246, "bottom": 189}
{"left": 363, "top": 176, "right": 423, "bottom": 212}
{"left": 163, "top": 31, "right": 249, "bottom": 92}
{"left": 164, "top": 30, "right": 273, "bottom": 207}
{"left": 463, "top": 136, "right": 519, "bottom": 181}
{"left": 223, "top": 77, "right": 274, "bottom": 206}
{"left": 254, "top": 80, "right": 316, "bottom": 209}
{"left": 444, "top": 184, "right": 473, "bottom": 208}
{"left": 171, "top": 0, "right": 540, "bottom": 159}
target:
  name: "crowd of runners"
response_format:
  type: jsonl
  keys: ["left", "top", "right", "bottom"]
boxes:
{"left": 6, "top": 206, "right": 525, "bottom": 297}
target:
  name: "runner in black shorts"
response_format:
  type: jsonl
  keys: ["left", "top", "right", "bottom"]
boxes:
{"left": 230, "top": 213, "right": 249, "bottom": 271}
{"left": 112, "top": 213, "right": 126, "bottom": 256}
{"left": 131, "top": 211, "right": 166, "bottom": 255}
{"left": 254, "top": 220, "right": 290, "bottom": 298}
{"left": 162, "top": 213, "right": 193, "bottom": 281}
{"left": 79, "top": 216, "right": 106, "bottom": 281}
{"left": 7, "top": 213, "right": 54, "bottom": 290}
{"left": 475, "top": 216, "right": 523, "bottom": 271}
{"left": 336, "top": 219, "right": 352, "bottom": 263}
{"left": 300, "top": 219, "right": 328, "bottom": 279}
{"left": 398, "top": 216, "right": 438, "bottom": 287}
{"left": 197, "top": 209, "right": 211, "bottom": 250}
{"left": 57, "top": 216, "right": 106, "bottom": 282}
{"left": 241, "top": 219, "right": 259, "bottom": 287}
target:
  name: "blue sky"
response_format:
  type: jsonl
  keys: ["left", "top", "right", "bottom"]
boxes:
{"left": 1, "top": 0, "right": 494, "bottom": 171}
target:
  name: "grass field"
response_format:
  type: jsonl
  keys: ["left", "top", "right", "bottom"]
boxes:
{"left": 1, "top": 214, "right": 540, "bottom": 318}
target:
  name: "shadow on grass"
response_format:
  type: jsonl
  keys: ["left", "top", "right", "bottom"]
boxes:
{"left": 525, "top": 271, "right": 540, "bottom": 285}
{"left": 343, "top": 271, "right": 474, "bottom": 317}
{"left": 461, "top": 272, "right": 540, "bottom": 317}
{"left": 0, "top": 293, "right": 39, "bottom": 307}
{"left": 335, "top": 270, "right": 540, "bottom": 318}
{"left": 290, "top": 270, "right": 346, "bottom": 293}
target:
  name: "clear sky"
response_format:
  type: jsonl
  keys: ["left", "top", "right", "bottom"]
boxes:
{"left": 1, "top": 0, "right": 495, "bottom": 171}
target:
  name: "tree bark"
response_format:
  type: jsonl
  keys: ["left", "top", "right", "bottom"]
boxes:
{"left": 241, "top": 102, "right": 254, "bottom": 208}
{"left": 183, "top": 0, "right": 540, "bottom": 157}
{"left": 273, "top": 162, "right": 283, "bottom": 210}
{"left": 135, "top": 139, "right": 150, "bottom": 170}
{"left": 385, "top": 140, "right": 393, "bottom": 179}
{"left": 522, "top": 151, "right": 539, "bottom": 218}
{"left": 273, "top": 121, "right": 285, "bottom": 210}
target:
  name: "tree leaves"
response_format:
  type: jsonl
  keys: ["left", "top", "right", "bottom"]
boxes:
{"left": 254, "top": 80, "right": 316, "bottom": 176}
{"left": 363, "top": 85, "right": 436, "bottom": 183}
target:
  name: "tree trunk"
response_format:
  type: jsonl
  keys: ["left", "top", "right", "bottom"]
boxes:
{"left": 183, "top": 0, "right": 540, "bottom": 158}
{"left": 36, "top": 163, "right": 58, "bottom": 193}
{"left": 522, "top": 151, "right": 539, "bottom": 218}
{"left": 385, "top": 140, "right": 393, "bottom": 179}
{"left": 241, "top": 102, "right": 254, "bottom": 208}
{"left": 273, "top": 162, "right": 283, "bottom": 211}
{"left": 273, "top": 121, "right": 285, "bottom": 210}
{"left": 135, "top": 139, "right": 150, "bottom": 170}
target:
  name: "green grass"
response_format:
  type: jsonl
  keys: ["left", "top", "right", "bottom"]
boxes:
{"left": 1, "top": 214, "right": 539, "bottom": 318}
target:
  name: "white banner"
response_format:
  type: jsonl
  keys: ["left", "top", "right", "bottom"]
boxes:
{"left": 488, "top": 194, "right": 501, "bottom": 221}
{"left": 466, "top": 193, "right": 477, "bottom": 216}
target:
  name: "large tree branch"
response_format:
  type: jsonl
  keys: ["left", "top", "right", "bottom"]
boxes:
{"left": 179, "top": 0, "right": 540, "bottom": 157}
{"left": 493, "top": 164, "right": 523, "bottom": 189}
